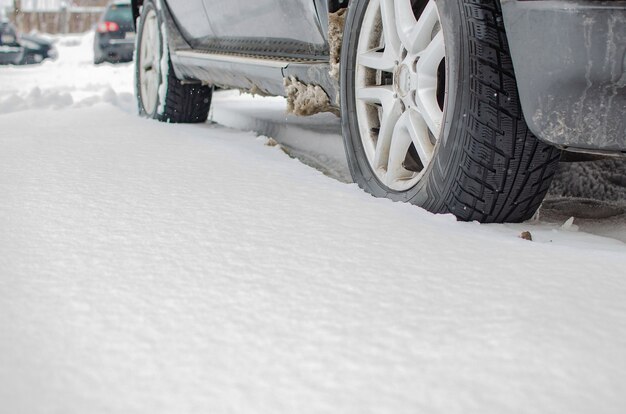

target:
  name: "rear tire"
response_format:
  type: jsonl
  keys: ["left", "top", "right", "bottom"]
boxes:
{"left": 135, "top": 0, "right": 212, "bottom": 123}
{"left": 340, "top": 0, "right": 561, "bottom": 223}
{"left": 93, "top": 52, "right": 104, "bottom": 65}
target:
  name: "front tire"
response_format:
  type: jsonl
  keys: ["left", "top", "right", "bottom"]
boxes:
{"left": 340, "top": 0, "right": 561, "bottom": 223}
{"left": 135, "top": 0, "right": 212, "bottom": 123}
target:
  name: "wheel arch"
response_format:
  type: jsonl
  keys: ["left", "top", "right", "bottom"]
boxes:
{"left": 131, "top": 0, "right": 143, "bottom": 29}
{"left": 329, "top": 0, "right": 349, "bottom": 13}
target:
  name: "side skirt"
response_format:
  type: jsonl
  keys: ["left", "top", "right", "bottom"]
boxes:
{"left": 171, "top": 50, "right": 338, "bottom": 109}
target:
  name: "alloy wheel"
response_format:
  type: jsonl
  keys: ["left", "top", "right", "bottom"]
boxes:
{"left": 354, "top": 0, "right": 446, "bottom": 191}
{"left": 139, "top": 8, "right": 160, "bottom": 115}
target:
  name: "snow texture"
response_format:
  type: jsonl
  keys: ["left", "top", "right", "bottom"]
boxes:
{"left": 1, "top": 32, "right": 626, "bottom": 414}
{"left": 210, "top": 90, "right": 350, "bottom": 182}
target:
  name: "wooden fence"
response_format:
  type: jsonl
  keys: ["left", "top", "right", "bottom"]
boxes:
{"left": 13, "top": 7, "right": 106, "bottom": 34}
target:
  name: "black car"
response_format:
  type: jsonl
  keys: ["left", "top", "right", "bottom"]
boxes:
{"left": 19, "top": 33, "right": 58, "bottom": 64}
{"left": 1, "top": 20, "right": 57, "bottom": 65}
{"left": 94, "top": 1, "right": 136, "bottom": 64}
{"left": 0, "top": 20, "right": 23, "bottom": 65}
{"left": 130, "top": 0, "right": 626, "bottom": 223}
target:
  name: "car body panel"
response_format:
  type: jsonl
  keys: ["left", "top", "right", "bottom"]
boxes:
{"left": 501, "top": 0, "right": 626, "bottom": 152}
{"left": 156, "top": 0, "right": 336, "bottom": 100}
{"left": 201, "top": 0, "right": 328, "bottom": 58}
{"left": 0, "top": 45, "right": 24, "bottom": 65}
{"left": 166, "top": 0, "right": 215, "bottom": 45}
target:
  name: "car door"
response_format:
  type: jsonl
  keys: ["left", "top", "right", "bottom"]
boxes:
{"left": 201, "top": 0, "right": 328, "bottom": 58}
{"left": 166, "top": 0, "right": 215, "bottom": 46}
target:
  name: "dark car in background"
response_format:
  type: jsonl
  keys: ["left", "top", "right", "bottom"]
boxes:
{"left": 130, "top": 0, "right": 626, "bottom": 224}
{"left": 94, "top": 1, "right": 135, "bottom": 64}
{"left": 19, "top": 33, "right": 58, "bottom": 64}
{"left": 1, "top": 20, "right": 57, "bottom": 65}
{"left": 0, "top": 20, "right": 23, "bottom": 65}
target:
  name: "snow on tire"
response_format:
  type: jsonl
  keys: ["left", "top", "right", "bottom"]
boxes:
{"left": 340, "top": 0, "right": 561, "bottom": 223}
{"left": 135, "top": 0, "right": 212, "bottom": 123}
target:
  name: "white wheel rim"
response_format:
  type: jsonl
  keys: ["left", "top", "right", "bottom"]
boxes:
{"left": 139, "top": 9, "right": 160, "bottom": 115}
{"left": 355, "top": 0, "right": 446, "bottom": 191}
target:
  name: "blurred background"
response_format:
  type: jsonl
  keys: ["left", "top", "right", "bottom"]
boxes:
{"left": 1, "top": 1, "right": 108, "bottom": 34}
{"left": 1, "top": 0, "right": 134, "bottom": 64}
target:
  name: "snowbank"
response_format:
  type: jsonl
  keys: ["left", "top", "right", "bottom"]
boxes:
{"left": 0, "top": 32, "right": 135, "bottom": 114}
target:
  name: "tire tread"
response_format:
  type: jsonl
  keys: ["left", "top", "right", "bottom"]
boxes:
{"left": 440, "top": 0, "right": 560, "bottom": 222}
{"left": 159, "top": 66, "right": 212, "bottom": 124}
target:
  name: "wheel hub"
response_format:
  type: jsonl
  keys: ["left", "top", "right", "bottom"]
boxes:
{"left": 394, "top": 64, "right": 412, "bottom": 98}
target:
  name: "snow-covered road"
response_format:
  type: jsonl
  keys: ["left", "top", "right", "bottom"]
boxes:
{"left": 1, "top": 33, "right": 626, "bottom": 414}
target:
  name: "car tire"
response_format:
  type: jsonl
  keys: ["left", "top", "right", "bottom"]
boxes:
{"left": 340, "top": 0, "right": 561, "bottom": 223}
{"left": 135, "top": 0, "right": 212, "bottom": 123}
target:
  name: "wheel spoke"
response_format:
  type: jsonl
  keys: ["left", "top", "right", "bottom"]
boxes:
{"left": 415, "top": 30, "right": 444, "bottom": 137}
{"left": 358, "top": 50, "right": 396, "bottom": 72}
{"left": 148, "top": 19, "right": 158, "bottom": 57}
{"left": 145, "top": 74, "right": 155, "bottom": 107}
{"left": 415, "top": 93, "right": 443, "bottom": 139}
{"left": 386, "top": 112, "right": 415, "bottom": 185}
{"left": 145, "top": 22, "right": 154, "bottom": 51}
{"left": 417, "top": 30, "right": 444, "bottom": 81}
{"left": 152, "top": 28, "right": 160, "bottom": 60}
{"left": 406, "top": 108, "right": 435, "bottom": 165}
{"left": 395, "top": 0, "right": 439, "bottom": 55}
{"left": 379, "top": 0, "right": 402, "bottom": 59}
{"left": 142, "top": 22, "right": 155, "bottom": 67}
{"left": 141, "top": 33, "right": 151, "bottom": 62}
{"left": 356, "top": 85, "right": 395, "bottom": 106}
{"left": 373, "top": 99, "right": 403, "bottom": 169}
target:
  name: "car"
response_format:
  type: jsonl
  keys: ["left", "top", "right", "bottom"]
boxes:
{"left": 19, "top": 33, "right": 58, "bottom": 65}
{"left": 129, "top": 0, "right": 626, "bottom": 223}
{"left": 0, "top": 20, "right": 24, "bottom": 65}
{"left": 1, "top": 20, "right": 58, "bottom": 65}
{"left": 94, "top": 0, "right": 136, "bottom": 64}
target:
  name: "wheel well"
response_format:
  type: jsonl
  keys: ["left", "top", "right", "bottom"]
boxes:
{"left": 131, "top": 0, "right": 143, "bottom": 29}
{"left": 329, "top": 0, "right": 349, "bottom": 13}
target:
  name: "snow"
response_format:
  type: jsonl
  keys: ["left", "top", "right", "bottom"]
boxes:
{"left": 0, "top": 33, "right": 135, "bottom": 114}
{"left": 157, "top": 21, "right": 168, "bottom": 115}
{"left": 1, "top": 32, "right": 626, "bottom": 414}
{"left": 210, "top": 90, "right": 350, "bottom": 182}
{"left": 210, "top": 92, "right": 626, "bottom": 244}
